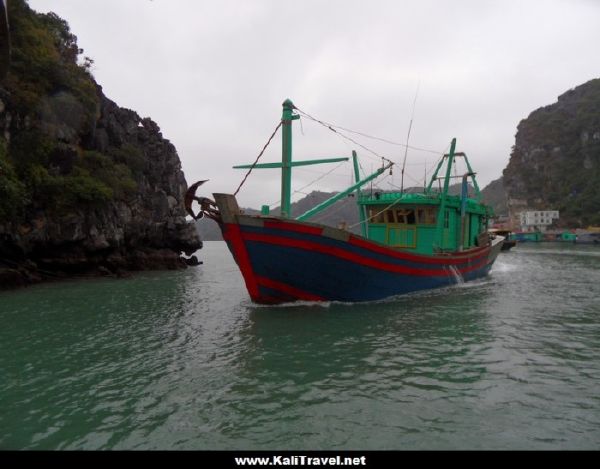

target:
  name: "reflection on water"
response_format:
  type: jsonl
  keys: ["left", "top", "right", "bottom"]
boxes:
{"left": 1, "top": 241, "right": 599, "bottom": 449}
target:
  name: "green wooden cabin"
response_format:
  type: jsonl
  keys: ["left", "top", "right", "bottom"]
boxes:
{"left": 353, "top": 137, "right": 493, "bottom": 256}
{"left": 357, "top": 191, "right": 491, "bottom": 255}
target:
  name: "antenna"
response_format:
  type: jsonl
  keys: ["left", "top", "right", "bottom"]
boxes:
{"left": 400, "top": 80, "right": 420, "bottom": 193}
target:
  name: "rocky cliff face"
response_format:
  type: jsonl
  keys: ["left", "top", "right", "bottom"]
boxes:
{"left": 503, "top": 78, "right": 600, "bottom": 227}
{"left": 0, "top": 1, "right": 201, "bottom": 287}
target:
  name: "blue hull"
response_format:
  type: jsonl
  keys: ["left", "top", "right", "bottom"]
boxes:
{"left": 219, "top": 213, "right": 502, "bottom": 304}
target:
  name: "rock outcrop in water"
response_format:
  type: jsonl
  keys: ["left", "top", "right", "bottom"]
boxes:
{"left": 0, "top": 0, "right": 201, "bottom": 288}
{"left": 502, "top": 78, "right": 600, "bottom": 227}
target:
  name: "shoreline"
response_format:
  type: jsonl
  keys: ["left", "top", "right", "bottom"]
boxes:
{"left": 0, "top": 248, "right": 203, "bottom": 291}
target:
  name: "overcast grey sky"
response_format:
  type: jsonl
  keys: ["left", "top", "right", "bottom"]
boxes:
{"left": 29, "top": 0, "right": 600, "bottom": 209}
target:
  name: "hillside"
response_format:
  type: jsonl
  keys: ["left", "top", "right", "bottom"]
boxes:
{"left": 0, "top": 1, "right": 201, "bottom": 287}
{"left": 503, "top": 78, "right": 600, "bottom": 227}
{"left": 480, "top": 176, "right": 508, "bottom": 216}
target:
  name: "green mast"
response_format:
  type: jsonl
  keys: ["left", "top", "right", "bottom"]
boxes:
{"left": 281, "top": 99, "right": 299, "bottom": 218}
{"left": 433, "top": 138, "right": 457, "bottom": 251}
{"left": 234, "top": 99, "right": 348, "bottom": 218}
{"left": 461, "top": 154, "right": 481, "bottom": 200}
{"left": 233, "top": 99, "right": 392, "bottom": 220}
{"left": 353, "top": 150, "right": 368, "bottom": 237}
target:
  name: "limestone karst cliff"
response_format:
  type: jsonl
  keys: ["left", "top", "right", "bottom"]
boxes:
{"left": 0, "top": 0, "right": 201, "bottom": 287}
{"left": 502, "top": 78, "right": 600, "bottom": 227}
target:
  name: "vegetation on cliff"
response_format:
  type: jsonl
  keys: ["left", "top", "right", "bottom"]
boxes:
{"left": 0, "top": 0, "right": 200, "bottom": 287}
{"left": 503, "top": 78, "right": 600, "bottom": 227}
{"left": 0, "top": 0, "right": 137, "bottom": 221}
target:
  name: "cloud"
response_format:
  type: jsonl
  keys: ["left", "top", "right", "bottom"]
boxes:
{"left": 28, "top": 0, "right": 600, "bottom": 208}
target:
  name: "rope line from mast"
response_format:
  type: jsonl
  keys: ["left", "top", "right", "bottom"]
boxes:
{"left": 293, "top": 105, "right": 442, "bottom": 156}
{"left": 266, "top": 161, "right": 347, "bottom": 209}
{"left": 292, "top": 106, "right": 395, "bottom": 166}
{"left": 401, "top": 81, "right": 421, "bottom": 192}
{"left": 292, "top": 104, "right": 452, "bottom": 194}
{"left": 233, "top": 121, "right": 282, "bottom": 196}
{"left": 308, "top": 196, "right": 354, "bottom": 223}
{"left": 233, "top": 103, "right": 451, "bottom": 213}
{"left": 293, "top": 104, "right": 456, "bottom": 193}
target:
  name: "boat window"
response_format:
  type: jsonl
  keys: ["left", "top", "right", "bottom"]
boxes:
{"left": 369, "top": 207, "right": 386, "bottom": 223}
{"left": 417, "top": 207, "right": 437, "bottom": 225}
{"left": 386, "top": 210, "right": 396, "bottom": 223}
{"left": 395, "top": 208, "right": 416, "bottom": 224}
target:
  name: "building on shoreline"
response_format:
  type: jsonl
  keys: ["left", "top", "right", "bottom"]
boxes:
{"left": 518, "top": 210, "right": 559, "bottom": 232}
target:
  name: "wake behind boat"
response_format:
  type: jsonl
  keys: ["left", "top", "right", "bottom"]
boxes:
{"left": 189, "top": 100, "right": 503, "bottom": 304}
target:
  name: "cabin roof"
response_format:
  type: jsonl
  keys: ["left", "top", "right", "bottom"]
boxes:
{"left": 358, "top": 191, "right": 438, "bottom": 205}
{"left": 358, "top": 191, "right": 491, "bottom": 215}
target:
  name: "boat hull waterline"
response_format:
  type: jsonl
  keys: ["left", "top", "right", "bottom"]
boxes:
{"left": 216, "top": 194, "right": 504, "bottom": 304}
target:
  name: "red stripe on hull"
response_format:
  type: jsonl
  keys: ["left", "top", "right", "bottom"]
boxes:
{"left": 256, "top": 276, "right": 325, "bottom": 302}
{"left": 348, "top": 234, "right": 489, "bottom": 264}
{"left": 221, "top": 223, "right": 261, "bottom": 301}
{"left": 263, "top": 220, "right": 323, "bottom": 236}
{"left": 241, "top": 231, "right": 489, "bottom": 277}
{"left": 256, "top": 218, "right": 489, "bottom": 265}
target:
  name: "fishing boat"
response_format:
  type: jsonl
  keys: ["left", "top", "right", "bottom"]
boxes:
{"left": 488, "top": 229, "right": 517, "bottom": 251}
{"left": 512, "top": 231, "right": 542, "bottom": 243}
{"left": 576, "top": 231, "right": 600, "bottom": 245}
{"left": 188, "top": 99, "right": 503, "bottom": 304}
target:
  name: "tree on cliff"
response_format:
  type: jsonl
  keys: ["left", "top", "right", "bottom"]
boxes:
{"left": 0, "top": 0, "right": 129, "bottom": 221}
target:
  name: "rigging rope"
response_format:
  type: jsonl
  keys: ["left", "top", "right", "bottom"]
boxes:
{"left": 293, "top": 104, "right": 452, "bottom": 196}
{"left": 401, "top": 81, "right": 421, "bottom": 192}
{"left": 266, "top": 161, "right": 348, "bottom": 210}
{"left": 309, "top": 196, "right": 354, "bottom": 223}
{"left": 233, "top": 121, "right": 282, "bottom": 196}
{"left": 293, "top": 105, "right": 442, "bottom": 156}
{"left": 293, "top": 106, "right": 394, "bottom": 165}
{"left": 294, "top": 161, "right": 347, "bottom": 195}
{"left": 233, "top": 104, "right": 451, "bottom": 210}
{"left": 347, "top": 195, "right": 406, "bottom": 230}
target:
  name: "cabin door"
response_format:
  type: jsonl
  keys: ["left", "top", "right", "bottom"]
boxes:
{"left": 387, "top": 225, "right": 417, "bottom": 248}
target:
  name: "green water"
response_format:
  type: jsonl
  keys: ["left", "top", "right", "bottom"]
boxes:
{"left": 1, "top": 242, "right": 599, "bottom": 450}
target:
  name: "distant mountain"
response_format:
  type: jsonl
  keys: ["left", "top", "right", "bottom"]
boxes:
{"left": 481, "top": 177, "right": 508, "bottom": 216}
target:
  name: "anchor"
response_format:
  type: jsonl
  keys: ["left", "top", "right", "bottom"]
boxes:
{"left": 184, "top": 180, "right": 220, "bottom": 221}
